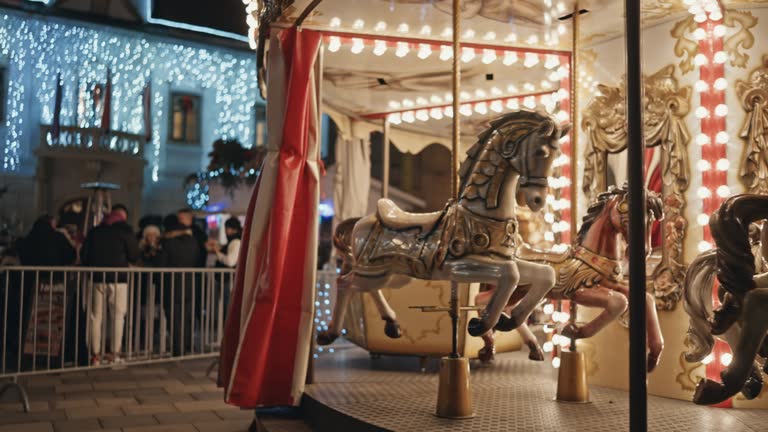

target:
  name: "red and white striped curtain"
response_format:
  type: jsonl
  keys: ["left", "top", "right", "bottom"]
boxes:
{"left": 218, "top": 27, "right": 322, "bottom": 408}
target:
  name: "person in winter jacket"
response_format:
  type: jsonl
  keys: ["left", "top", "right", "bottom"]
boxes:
{"left": 81, "top": 206, "right": 140, "bottom": 365}
{"left": 153, "top": 214, "right": 200, "bottom": 356}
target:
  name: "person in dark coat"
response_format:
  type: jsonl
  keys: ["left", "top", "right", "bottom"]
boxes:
{"left": 153, "top": 214, "right": 200, "bottom": 356}
{"left": 17, "top": 215, "right": 76, "bottom": 271}
{"left": 177, "top": 209, "right": 207, "bottom": 267}
{"left": 81, "top": 207, "right": 140, "bottom": 365}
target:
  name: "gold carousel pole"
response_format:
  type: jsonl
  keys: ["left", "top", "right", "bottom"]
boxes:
{"left": 570, "top": 2, "right": 579, "bottom": 241}
{"left": 435, "top": 0, "right": 474, "bottom": 420}
{"left": 382, "top": 118, "right": 390, "bottom": 199}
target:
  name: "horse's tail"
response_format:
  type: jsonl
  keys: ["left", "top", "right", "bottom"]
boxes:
{"left": 683, "top": 249, "right": 717, "bottom": 362}
{"left": 334, "top": 218, "right": 360, "bottom": 272}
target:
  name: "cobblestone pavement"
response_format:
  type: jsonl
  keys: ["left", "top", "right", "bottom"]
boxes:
{"left": 0, "top": 358, "right": 308, "bottom": 432}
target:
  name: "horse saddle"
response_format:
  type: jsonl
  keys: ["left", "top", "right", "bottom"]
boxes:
{"left": 376, "top": 199, "right": 443, "bottom": 235}
{"left": 515, "top": 243, "right": 571, "bottom": 264}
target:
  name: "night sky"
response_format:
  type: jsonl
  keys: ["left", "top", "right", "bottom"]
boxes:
{"left": 152, "top": 0, "right": 248, "bottom": 35}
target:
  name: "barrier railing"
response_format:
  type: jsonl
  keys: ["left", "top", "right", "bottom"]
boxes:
{"left": 0, "top": 266, "right": 235, "bottom": 411}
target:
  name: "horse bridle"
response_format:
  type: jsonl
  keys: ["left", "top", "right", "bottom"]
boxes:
{"left": 510, "top": 129, "right": 551, "bottom": 189}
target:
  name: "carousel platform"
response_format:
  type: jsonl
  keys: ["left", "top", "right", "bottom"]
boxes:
{"left": 297, "top": 342, "right": 767, "bottom": 432}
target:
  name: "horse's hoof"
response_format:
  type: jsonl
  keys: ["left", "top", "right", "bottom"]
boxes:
{"left": 693, "top": 378, "right": 729, "bottom": 405}
{"left": 316, "top": 331, "right": 338, "bottom": 346}
{"left": 468, "top": 318, "right": 490, "bottom": 337}
{"left": 478, "top": 346, "right": 496, "bottom": 363}
{"left": 527, "top": 341, "right": 545, "bottom": 361}
{"left": 384, "top": 319, "right": 402, "bottom": 339}
{"left": 493, "top": 313, "right": 516, "bottom": 332}
{"left": 741, "top": 364, "right": 764, "bottom": 400}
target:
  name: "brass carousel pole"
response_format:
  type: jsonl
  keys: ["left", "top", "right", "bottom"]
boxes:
{"left": 435, "top": 0, "right": 474, "bottom": 420}
{"left": 382, "top": 119, "right": 390, "bottom": 199}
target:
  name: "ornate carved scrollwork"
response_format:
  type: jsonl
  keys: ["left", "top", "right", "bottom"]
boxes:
{"left": 672, "top": 9, "right": 757, "bottom": 74}
{"left": 581, "top": 66, "right": 691, "bottom": 310}
{"left": 737, "top": 55, "right": 768, "bottom": 194}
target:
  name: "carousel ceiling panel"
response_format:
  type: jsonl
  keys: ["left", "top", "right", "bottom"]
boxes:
{"left": 284, "top": 0, "right": 576, "bottom": 51}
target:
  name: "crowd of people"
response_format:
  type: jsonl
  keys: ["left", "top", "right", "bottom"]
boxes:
{"left": 0, "top": 206, "right": 243, "bottom": 366}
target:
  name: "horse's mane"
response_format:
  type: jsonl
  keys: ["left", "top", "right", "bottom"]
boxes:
{"left": 576, "top": 183, "right": 663, "bottom": 244}
{"left": 458, "top": 110, "right": 561, "bottom": 209}
{"left": 708, "top": 195, "right": 768, "bottom": 333}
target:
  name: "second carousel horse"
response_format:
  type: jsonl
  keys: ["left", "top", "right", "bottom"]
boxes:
{"left": 317, "top": 110, "right": 570, "bottom": 346}
{"left": 684, "top": 194, "right": 768, "bottom": 404}
{"left": 475, "top": 184, "right": 666, "bottom": 372}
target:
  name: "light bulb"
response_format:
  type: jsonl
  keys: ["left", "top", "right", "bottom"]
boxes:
{"left": 415, "top": 109, "right": 429, "bottom": 122}
{"left": 503, "top": 51, "right": 518, "bottom": 66}
{"left": 463, "top": 29, "right": 476, "bottom": 39}
{"left": 558, "top": 23, "right": 566, "bottom": 35}
{"left": 474, "top": 102, "right": 488, "bottom": 115}
{"left": 430, "top": 95, "right": 443, "bottom": 104}
{"left": 524, "top": 82, "right": 536, "bottom": 92}
{"left": 697, "top": 160, "right": 712, "bottom": 171}
{"left": 693, "top": 28, "right": 707, "bottom": 40}
{"left": 694, "top": 80, "right": 709, "bottom": 92}
{"left": 460, "top": 104, "right": 473, "bottom": 116}
{"left": 459, "top": 91, "right": 471, "bottom": 101}
{"left": 401, "top": 111, "right": 415, "bottom": 123}
{"left": 523, "top": 96, "right": 536, "bottom": 109}
{"left": 697, "top": 186, "right": 712, "bottom": 198}
{"left": 716, "top": 185, "right": 731, "bottom": 197}
{"left": 482, "top": 49, "right": 497, "bottom": 64}
{"left": 701, "top": 353, "right": 714, "bottom": 365}
{"left": 505, "top": 32, "right": 518, "bottom": 42}
{"left": 716, "top": 131, "right": 729, "bottom": 144}
{"left": 715, "top": 104, "right": 728, "bottom": 117}
{"left": 490, "top": 87, "right": 502, "bottom": 96}
{"left": 329, "top": 17, "right": 341, "bottom": 28}
{"left": 429, "top": 108, "right": 443, "bottom": 120}
{"left": 397, "top": 23, "right": 409, "bottom": 33}
{"left": 544, "top": 231, "right": 555, "bottom": 242}
{"left": 416, "top": 97, "right": 428, "bottom": 106}
{"left": 714, "top": 77, "right": 728, "bottom": 90}
{"left": 350, "top": 38, "right": 364, "bottom": 54}
{"left": 439, "top": 46, "right": 453, "bottom": 61}
{"left": 388, "top": 100, "right": 401, "bottom": 109}
{"left": 506, "top": 99, "right": 519, "bottom": 110}
{"left": 543, "top": 303, "right": 555, "bottom": 315}
{"left": 716, "top": 158, "right": 730, "bottom": 171}
{"left": 402, "top": 98, "right": 414, "bottom": 107}
{"left": 713, "top": 25, "right": 726, "bottom": 37}
{"left": 419, "top": 25, "right": 432, "bottom": 36}
{"left": 417, "top": 44, "right": 432, "bottom": 59}
{"left": 461, "top": 47, "right": 476, "bottom": 63}
{"left": 388, "top": 113, "right": 402, "bottom": 125}
{"left": 353, "top": 19, "right": 365, "bottom": 30}
{"left": 395, "top": 42, "right": 409, "bottom": 57}
{"left": 698, "top": 241, "right": 712, "bottom": 252}
{"left": 695, "top": 107, "right": 710, "bottom": 119}
{"left": 373, "top": 40, "right": 387, "bottom": 56}
{"left": 543, "top": 341, "right": 554, "bottom": 353}
{"left": 694, "top": 53, "right": 709, "bottom": 66}
{"left": 694, "top": 13, "right": 708, "bottom": 23}
{"left": 541, "top": 80, "right": 553, "bottom": 89}
{"left": 552, "top": 357, "right": 561, "bottom": 369}
{"left": 709, "top": 10, "right": 723, "bottom": 21}
{"left": 526, "top": 34, "right": 539, "bottom": 45}
{"left": 374, "top": 21, "right": 387, "bottom": 32}
{"left": 713, "top": 51, "right": 728, "bottom": 64}
{"left": 327, "top": 36, "right": 341, "bottom": 52}
{"left": 720, "top": 352, "right": 733, "bottom": 366}
{"left": 483, "top": 31, "right": 496, "bottom": 41}
{"left": 523, "top": 53, "right": 540, "bottom": 68}
{"left": 697, "top": 213, "right": 709, "bottom": 226}
{"left": 443, "top": 107, "right": 453, "bottom": 118}
{"left": 490, "top": 100, "right": 503, "bottom": 113}
{"left": 544, "top": 54, "right": 560, "bottom": 69}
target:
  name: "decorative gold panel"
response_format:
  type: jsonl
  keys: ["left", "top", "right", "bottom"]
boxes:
{"left": 581, "top": 66, "right": 691, "bottom": 310}
{"left": 672, "top": 9, "right": 757, "bottom": 74}
{"left": 737, "top": 55, "right": 768, "bottom": 194}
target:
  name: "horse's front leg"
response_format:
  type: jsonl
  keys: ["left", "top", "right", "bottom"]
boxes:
{"left": 610, "top": 281, "right": 664, "bottom": 372}
{"left": 369, "top": 289, "right": 403, "bottom": 339}
{"left": 317, "top": 273, "right": 354, "bottom": 346}
{"left": 495, "top": 259, "right": 555, "bottom": 332}
{"left": 561, "top": 285, "right": 627, "bottom": 340}
{"left": 447, "top": 256, "right": 520, "bottom": 337}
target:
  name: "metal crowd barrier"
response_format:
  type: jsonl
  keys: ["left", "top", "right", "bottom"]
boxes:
{"left": 0, "top": 266, "right": 235, "bottom": 412}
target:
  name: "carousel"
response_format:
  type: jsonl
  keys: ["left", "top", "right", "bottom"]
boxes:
{"left": 217, "top": 1, "right": 768, "bottom": 431}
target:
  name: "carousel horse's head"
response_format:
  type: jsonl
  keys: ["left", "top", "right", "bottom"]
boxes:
{"left": 460, "top": 110, "right": 570, "bottom": 212}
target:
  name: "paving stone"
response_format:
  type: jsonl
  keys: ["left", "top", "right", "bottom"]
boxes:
{"left": 162, "top": 384, "right": 204, "bottom": 394}
{"left": 154, "top": 410, "right": 219, "bottom": 425}
{"left": 123, "top": 424, "right": 197, "bottom": 432}
{"left": 0, "top": 401, "right": 50, "bottom": 412}
{"left": 136, "top": 394, "right": 193, "bottom": 404}
{"left": 114, "top": 387, "right": 168, "bottom": 397}
{"left": 0, "top": 423, "right": 54, "bottom": 432}
{"left": 95, "top": 396, "right": 137, "bottom": 407}
{"left": 55, "top": 384, "right": 92, "bottom": 393}
{"left": 99, "top": 414, "right": 158, "bottom": 429}
{"left": 92, "top": 381, "right": 138, "bottom": 391}
{"left": 51, "top": 418, "right": 101, "bottom": 432}
{"left": 173, "top": 399, "right": 229, "bottom": 412}
{"left": 0, "top": 410, "right": 68, "bottom": 425}
{"left": 65, "top": 406, "right": 123, "bottom": 419}
{"left": 123, "top": 403, "right": 178, "bottom": 416}
{"left": 194, "top": 419, "right": 252, "bottom": 432}
{"left": 53, "top": 399, "right": 95, "bottom": 409}
{"left": 214, "top": 409, "right": 253, "bottom": 421}
{"left": 138, "top": 379, "right": 183, "bottom": 389}
{"left": 63, "top": 391, "right": 115, "bottom": 400}
{"left": 189, "top": 391, "right": 222, "bottom": 401}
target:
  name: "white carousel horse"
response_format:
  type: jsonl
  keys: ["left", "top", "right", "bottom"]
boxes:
{"left": 317, "top": 110, "right": 570, "bottom": 346}
{"left": 683, "top": 194, "right": 768, "bottom": 404}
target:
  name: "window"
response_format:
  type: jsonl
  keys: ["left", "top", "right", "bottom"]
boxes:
{"left": 169, "top": 92, "right": 201, "bottom": 143}
{"left": 0, "top": 66, "right": 6, "bottom": 122}
{"left": 254, "top": 104, "right": 266, "bottom": 147}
